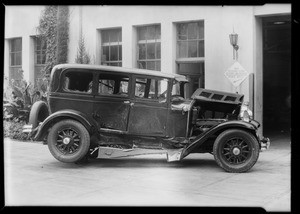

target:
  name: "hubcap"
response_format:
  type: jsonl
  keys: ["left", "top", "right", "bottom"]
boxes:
{"left": 63, "top": 137, "right": 71, "bottom": 145}
{"left": 232, "top": 147, "right": 241, "bottom": 155}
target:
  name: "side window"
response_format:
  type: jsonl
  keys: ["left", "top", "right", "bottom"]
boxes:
{"left": 63, "top": 71, "right": 93, "bottom": 93}
{"left": 98, "top": 73, "right": 129, "bottom": 96}
{"left": 135, "top": 77, "right": 168, "bottom": 102}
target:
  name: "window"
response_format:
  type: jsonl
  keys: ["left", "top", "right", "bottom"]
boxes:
{"left": 35, "top": 37, "right": 47, "bottom": 65}
{"left": 10, "top": 38, "right": 22, "bottom": 66}
{"left": 101, "top": 29, "right": 122, "bottom": 66}
{"left": 135, "top": 77, "right": 168, "bottom": 102}
{"left": 63, "top": 71, "right": 93, "bottom": 93}
{"left": 137, "top": 25, "right": 161, "bottom": 71}
{"left": 98, "top": 73, "right": 129, "bottom": 96}
{"left": 177, "top": 21, "right": 204, "bottom": 58}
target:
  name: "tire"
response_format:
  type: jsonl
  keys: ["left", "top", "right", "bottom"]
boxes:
{"left": 213, "top": 129, "right": 259, "bottom": 173}
{"left": 29, "top": 101, "right": 49, "bottom": 128}
{"left": 47, "top": 119, "right": 90, "bottom": 163}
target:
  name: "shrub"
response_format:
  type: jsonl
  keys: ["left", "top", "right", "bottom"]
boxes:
{"left": 4, "top": 119, "right": 29, "bottom": 141}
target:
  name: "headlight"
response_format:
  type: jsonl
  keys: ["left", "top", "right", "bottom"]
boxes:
{"left": 239, "top": 101, "right": 253, "bottom": 122}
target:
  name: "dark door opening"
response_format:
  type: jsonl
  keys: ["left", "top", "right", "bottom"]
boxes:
{"left": 177, "top": 62, "right": 205, "bottom": 98}
{"left": 262, "top": 16, "right": 291, "bottom": 136}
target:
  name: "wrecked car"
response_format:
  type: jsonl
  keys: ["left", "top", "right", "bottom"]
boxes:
{"left": 23, "top": 64, "right": 270, "bottom": 172}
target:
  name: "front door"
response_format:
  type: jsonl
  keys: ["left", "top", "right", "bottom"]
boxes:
{"left": 93, "top": 72, "right": 131, "bottom": 131}
{"left": 128, "top": 76, "right": 169, "bottom": 136}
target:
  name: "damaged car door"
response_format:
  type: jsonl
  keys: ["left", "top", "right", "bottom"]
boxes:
{"left": 93, "top": 72, "right": 131, "bottom": 131}
{"left": 127, "top": 76, "right": 169, "bottom": 136}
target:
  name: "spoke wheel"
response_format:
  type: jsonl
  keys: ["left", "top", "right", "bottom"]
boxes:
{"left": 213, "top": 129, "right": 259, "bottom": 173}
{"left": 222, "top": 137, "right": 251, "bottom": 165}
{"left": 47, "top": 119, "right": 90, "bottom": 163}
{"left": 56, "top": 128, "right": 81, "bottom": 155}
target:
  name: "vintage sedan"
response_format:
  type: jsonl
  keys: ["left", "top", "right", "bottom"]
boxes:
{"left": 23, "top": 64, "right": 270, "bottom": 172}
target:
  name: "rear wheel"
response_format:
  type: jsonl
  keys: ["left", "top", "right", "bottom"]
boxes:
{"left": 213, "top": 129, "right": 259, "bottom": 173}
{"left": 47, "top": 119, "right": 90, "bottom": 163}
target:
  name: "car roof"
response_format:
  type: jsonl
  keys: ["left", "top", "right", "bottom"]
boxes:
{"left": 52, "top": 63, "right": 188, "bottom": 82}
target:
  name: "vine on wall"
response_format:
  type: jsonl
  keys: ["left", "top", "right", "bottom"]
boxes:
{"left": 37, "top": 5, "right": 69, "bottom": 76}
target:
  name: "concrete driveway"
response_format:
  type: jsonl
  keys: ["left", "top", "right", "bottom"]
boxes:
{"left": 4, "top": 134, "right": 291, "bottom": 210}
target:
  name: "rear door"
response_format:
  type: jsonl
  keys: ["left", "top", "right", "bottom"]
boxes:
{"left": 93, "top": 71, "right": 131, "bottom": 131}
{"left": 128, "top": 76, "right": 169, "bottom": 137}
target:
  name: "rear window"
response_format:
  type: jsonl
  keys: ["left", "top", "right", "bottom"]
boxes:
{"left": 63, "top": 71, "right": 93, "bottom": 93}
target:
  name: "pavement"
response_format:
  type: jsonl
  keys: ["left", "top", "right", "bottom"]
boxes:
{"left": 3, "top": 133, "right": 291, "bottom": 210}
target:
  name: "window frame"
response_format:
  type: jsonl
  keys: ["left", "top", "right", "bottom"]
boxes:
{"left": 96, "top": 71, "right": 131, "bottom": 98}
{"left": 61, "top": 69, "right": 95, "bottom": 95}
{"left": 34, "top": 37, "right": 47, "bottom": 65}
{"left": 133, "top": 75, "right": 169, "bottom": 103}
{"left": 136, "top": 25, "right": 161, "bottom": 71}
{"left": 176, "top": 21, "right": 205, "bottom": 60}
{"left": 9, "top": 38, "right": 22, "bottom": 67}
{"left": 101, "top": 28, "right": 122, "bottom": 67}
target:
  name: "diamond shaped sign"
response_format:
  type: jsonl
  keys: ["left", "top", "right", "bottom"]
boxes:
{"left": 224, "top": 61, "right": 249, "bottom": 87}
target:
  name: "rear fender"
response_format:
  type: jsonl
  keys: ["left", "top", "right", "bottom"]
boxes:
{"left": 181, "top": 120, "right": 259, "bottom": 159}
{"left": 34, "top": 109, "right": 97, "bottom": 141}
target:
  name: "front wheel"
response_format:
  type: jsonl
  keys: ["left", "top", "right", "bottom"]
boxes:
{"left": 213, "top": 129, "right": 259, "bottom": 173}
{"left": 47, "top": 119, "right": 90, "bottom": 163}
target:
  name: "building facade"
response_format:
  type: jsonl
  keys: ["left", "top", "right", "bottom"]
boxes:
{"left": 4, "top": 5, "right": 291, "bottom": 135}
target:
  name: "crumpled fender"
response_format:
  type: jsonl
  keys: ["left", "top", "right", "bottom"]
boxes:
{"left": 180, "top": 120, "right": 259, "bottom": 159}
{"left": 33, "top": 109, "right": 97, "bottom": 141}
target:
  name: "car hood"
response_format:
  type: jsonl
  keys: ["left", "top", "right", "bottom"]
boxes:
{"left": 191, "top": 88, "right": 244, "bottom": 115}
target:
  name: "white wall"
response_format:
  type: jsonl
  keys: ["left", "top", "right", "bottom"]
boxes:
{"left": 4, "top": 6, "right": 45, "bottom": 83}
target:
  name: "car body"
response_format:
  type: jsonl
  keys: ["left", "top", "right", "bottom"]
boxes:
{"left": 24, "top": 63, "right": 270, "bottom": 172}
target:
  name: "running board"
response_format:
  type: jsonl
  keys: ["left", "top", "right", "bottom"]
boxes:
{"left": 97, "top": 146, "right": 184, "bottom": 162}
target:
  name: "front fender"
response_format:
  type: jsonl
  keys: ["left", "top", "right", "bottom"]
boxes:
{"left": 33, "top": 109, "right": 97, "bottom": 141}
{"left": 181, "top": 120, "right": 259, "bottom": 159}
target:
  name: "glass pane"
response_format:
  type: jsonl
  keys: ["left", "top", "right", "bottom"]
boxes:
{"left": 110, "top": 45, "right": 118, "bottom": 61}
{"left": 119, "top": 45, "right": 122, "bottom": 60}
{"left": 147, "top": 43, "right": 155, "bottom": 59}
{"left": 138, "top": 61, "right": 146, "bottom": 69}
{"left": 199, "top": 22, "right": 204, "bottom": 39}
{"left": 146, "top": 61, "right": 155, "bottom": 70}
{"left": 16, "top": 52, "right": 22, "bottom": 65}
{"left": 148, "top": 79, "right": 156, "bottom": 99}
{"left": 42, "top": 53, "right": 46, "bottom": 64}
{"left": 155, "top": 26, "right": 161, "bottom": 39}
{"left": 138, "top": 44, "right": 146, "bottom": 60}
{"left": 102, "top": 31, "right": 109, "bottom": 43}
{"left": 198, "top": 40, "right": 205, "bottom": 57}
{"left": 178, "top": 41, "right": 188, "bottom": 58}
{"left": 10, "top": 53, "right": 15, "bottom": 66}
{"left": 120, "top": 81, "right": 128, "bottom": 94}
{"left": 147, "top": 26, "right": 156, "bottom": 40}
{"left": 102, "top": 46, "right": 109, "bottom": 61}
{"left": 36, "top": 38, "right": 41, "bottom": 50}
{"left": 156, "top": 42, "right": 161, "bottom": 59}
{"left": 188, "top": 41, "right": 197, "bottom": 57}
{"left": 156, "top": 61, "right": 161, "bottom": 71}
{"left": 135, "top": 78, "right": 146, "bottom": 98}
{"left": 102, "top": 79, "right": 115, "bottom": 94}
{"left": 138, "top": 27, "right": 147, "bottom": 41}
{"left": 158, "top": 79, "right": 168, "bottom": 102}
{"left": 109, "top": 30, "right": 119, "bottom": 43}
{"left": 177, "top": 23, "right": 187, "bottom": 40}
{"left": 187, "top": 23, "right": 198, "bottom": 39}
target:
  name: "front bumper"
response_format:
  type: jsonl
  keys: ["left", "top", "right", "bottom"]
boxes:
{"left": 260, "top": 137, "right": 270, "bottom": 152}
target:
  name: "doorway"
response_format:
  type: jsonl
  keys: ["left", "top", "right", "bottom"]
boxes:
{"left": 262, "top": 16, "right": 291, "bottom": 136}
{"left": 177, "top": 62, "right": 205, "bottom": 98}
